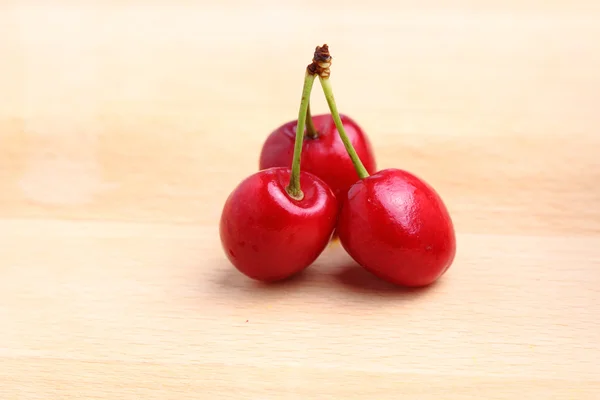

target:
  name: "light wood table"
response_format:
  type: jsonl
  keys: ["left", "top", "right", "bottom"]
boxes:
{"left": 1, "top": 1, "right": 599, "bottom": 398}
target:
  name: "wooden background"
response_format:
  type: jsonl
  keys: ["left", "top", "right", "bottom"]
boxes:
{"left": 1, "top": 1, "right": 599, "bottom": 398}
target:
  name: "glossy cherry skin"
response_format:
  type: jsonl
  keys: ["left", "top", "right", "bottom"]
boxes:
{"left": 259, "top": 114, "right": 377, "bottom": 204}
{"left": 337, "top": 168, "right": 456, "bottom": 287}
{"left": 219, "top": 167, "right": 338, "bottom": 282}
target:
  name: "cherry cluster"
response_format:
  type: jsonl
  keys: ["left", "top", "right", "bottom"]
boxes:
{"left": 219, "top": 45, "right": 456, "bottom": 288}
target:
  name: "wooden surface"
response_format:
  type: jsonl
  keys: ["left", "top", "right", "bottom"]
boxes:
{"left": 1, "top": 1, "right": 600, "bottom": 399}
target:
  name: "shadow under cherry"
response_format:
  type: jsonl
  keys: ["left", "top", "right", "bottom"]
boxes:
{"left": 333, "top": 262, "right": 441, "bottom": 298}
{"left": 214, "top": 259, "right": 315, "bottom": 294}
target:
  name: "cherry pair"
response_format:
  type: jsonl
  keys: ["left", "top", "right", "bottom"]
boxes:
{"left": 220, "top": 45, "right": 456, "bottom": 287}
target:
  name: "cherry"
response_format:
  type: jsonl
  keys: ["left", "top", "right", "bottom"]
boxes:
{"left": 219, "top": 167, "right": 337, "bottom": 281}
{"left": 219, "top": 64, "right": 338, "bottom": 282}
{"left": 315, "top": 45, "right": 457, "bottom": 287}
{"left": 258, "top": 45, "right": 376, "bottom": 207}
{"left": 258, "top": 111, "right": 377, "bottom": 204}
{"left": 337, "top": 169, "right": 456, "bottom": 287}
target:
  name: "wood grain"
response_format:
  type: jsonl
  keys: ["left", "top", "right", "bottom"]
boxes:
{"left": 1, "top": 1, "right": 599, "bottom": 399}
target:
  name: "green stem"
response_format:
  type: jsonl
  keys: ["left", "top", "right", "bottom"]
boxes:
{"left": 318, "top": 76, "right": 370, "bottom": 179}
{"left": 305, "top": 103, "right": 318, "bottom": 138}
{"left": 286, "top": 72, "right": 316, "bottom": 200}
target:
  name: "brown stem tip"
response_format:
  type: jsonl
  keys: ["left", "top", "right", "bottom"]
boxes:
{"left": 307, "top": 44, "right": 332, "bottom": 78}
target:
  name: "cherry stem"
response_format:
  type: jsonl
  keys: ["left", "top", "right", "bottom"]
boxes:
{"left": 286, "top": 71, "right": 316, "bottom": 200}
{"left": 305, "top": 103, "right": 318, "bottom": 138}
{"left": 318, "top": 76, "right": 370, "bottom": 179}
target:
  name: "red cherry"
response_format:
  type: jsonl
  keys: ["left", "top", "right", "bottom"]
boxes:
{"left": 337, "top": 168, "right": 456, "bottom": 287}
{"left": 308, "top": 44, "right": 457, "bottom": 287}
{"left": 220, "top": 167, "right": 338, "bottom": 282}
{"left": 258, "top": 113, "right": 377, "bottom": 204}
{"left": 220, "top": 63, "right": 338, "bottom": 282}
